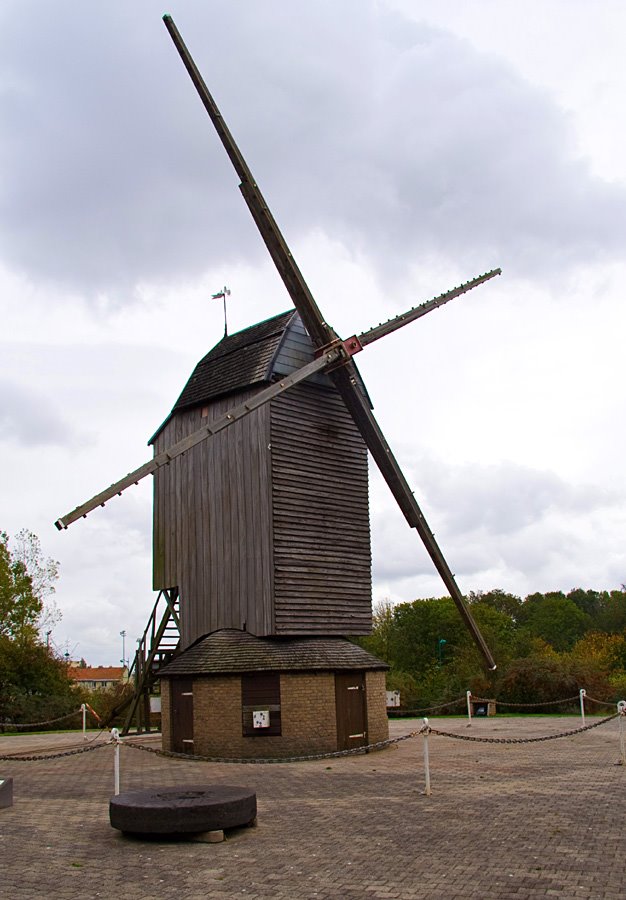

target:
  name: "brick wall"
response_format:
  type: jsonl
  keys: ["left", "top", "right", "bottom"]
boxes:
{"left": 365, "top": 670, "right": 389, "bottom": 744}
{"left": 280, "top": 672, "right": 337, "bottom": 753}
{"left": 162, "top": 668, "right": 388, "bottom": 759}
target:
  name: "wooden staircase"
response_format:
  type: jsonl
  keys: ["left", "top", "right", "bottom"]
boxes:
{"left": 120, "top": 588, "right": 180, "bottom": 735}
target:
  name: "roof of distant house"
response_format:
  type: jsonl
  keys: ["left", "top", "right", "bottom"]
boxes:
{"left": 69, "top": 666, "right": 126, "bottom": 682}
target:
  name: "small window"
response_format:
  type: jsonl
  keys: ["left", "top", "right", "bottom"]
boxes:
{"left": 201, "top": 405, "right": 209, "bottom": 418}
{"left": 241, "top": 673, "right": 281, "bottom": 736}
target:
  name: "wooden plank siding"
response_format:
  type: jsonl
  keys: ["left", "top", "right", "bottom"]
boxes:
{"left": 152, "top": 387, "right": 274, "bottom": 649}
{"left": 270, "top": 382, "right": 372, "bottom": 635}
{"left": 271, "top": 314, "right": 330, "bottom": 388}
{"left": 151, "top": 311, "right": 372, "bottom": 648}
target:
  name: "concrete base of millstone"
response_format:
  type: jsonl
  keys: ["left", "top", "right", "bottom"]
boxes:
{"left": 0, "top": 778, "right": 13, "bottom": 809}
{"left": 109, "top": 785, "right": 257, "bottom": 839}
{"left": 189, "top": 830, "right": 225, "bottom": 843}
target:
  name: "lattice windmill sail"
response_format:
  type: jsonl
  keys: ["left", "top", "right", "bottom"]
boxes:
{"left": 55, "top": 15, "right": 500, "bottom": 677}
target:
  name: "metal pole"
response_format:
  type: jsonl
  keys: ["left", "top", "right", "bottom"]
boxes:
{"left": 422, "top": 717, "right": 431, "bottom": 796}
{"left": 111, "top": 728, "right": 121, "bottom": 795}
{"left": 618, "top": 701, "right": 626, "bottom": 766}
{"left": 466, "top": 690, "right": 473, "bottom": 726}
{"left": 579, "top": 688, "right": 586, "bottom": 726}
{"left": 81, "top": 703, "right": 87, "bottom": 741}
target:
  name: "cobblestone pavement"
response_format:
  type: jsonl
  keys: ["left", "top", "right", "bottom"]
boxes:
{"left": 0, "top": 716, "right": 624, "bottom": 899}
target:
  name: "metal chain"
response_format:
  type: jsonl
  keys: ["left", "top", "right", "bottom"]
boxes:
{"left": 0, "top": 708, "right": 86, "bottom": 730}
{"left": 584, "top": 695, "right": 616, "bottom": 708}
{"left": 470, "top": 694, "right": 581, "bottom": 708}
{"left": 122, "top": 731, "right": 421, "bottom": 765}
{"left": 389, "top": 695, "right": 466, "bottom": 716}
{"left": 427, "top": 712, "right": 619, "bottom": 744}
{"left": 0, "top": 740, "right": 112, "bottom": 762}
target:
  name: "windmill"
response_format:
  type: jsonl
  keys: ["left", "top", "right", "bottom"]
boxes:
{"left": 55, "top": 16, "right": 500, "bottom": 754}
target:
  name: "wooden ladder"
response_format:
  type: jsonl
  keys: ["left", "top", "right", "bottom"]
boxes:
{"left": 120, "top": 588, "right": 180, "bottom": 735}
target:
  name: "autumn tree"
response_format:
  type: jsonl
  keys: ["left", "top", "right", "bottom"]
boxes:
{"left": 0, "top": 531, "right": 75, "bottom": 726}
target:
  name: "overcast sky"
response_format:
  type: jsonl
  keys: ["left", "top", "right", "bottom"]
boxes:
{"left": 2, "top": 0, "right": 625, "bottom": 665}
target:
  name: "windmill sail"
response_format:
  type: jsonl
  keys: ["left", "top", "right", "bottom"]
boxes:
{"left": 161, "top": 14, "right": 499, "bottom": 669}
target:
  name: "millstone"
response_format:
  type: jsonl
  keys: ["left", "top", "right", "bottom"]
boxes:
{"left": 109, "top": 784, "right": 256, "bottom": 835}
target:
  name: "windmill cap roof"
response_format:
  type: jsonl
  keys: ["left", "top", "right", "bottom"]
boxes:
{"left": 158, "top": 628, "right": 388, "bottom": 676}
{"left": 173, "top": 309, "right": 295, "bottom": 413}
{"left": 148, "top": 308, "right": 372, "bottom": 445}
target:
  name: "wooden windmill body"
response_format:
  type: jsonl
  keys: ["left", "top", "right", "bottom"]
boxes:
{"left": 150, "top": 310, "right": 372, "bottom": 648}
{"left": 56, "top": 16, "right": 502, "bottom": 754}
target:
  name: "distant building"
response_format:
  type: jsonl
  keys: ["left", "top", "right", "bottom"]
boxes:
{"left": 69, "top": 666, "right": 128, "bottom": 691}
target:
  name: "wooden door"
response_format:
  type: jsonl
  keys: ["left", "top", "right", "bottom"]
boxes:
{"left": 171, "top": 676, "right": 194, "bottom": 754}
{"left": 335, "top": 671, "right": 367, "bottom": 750}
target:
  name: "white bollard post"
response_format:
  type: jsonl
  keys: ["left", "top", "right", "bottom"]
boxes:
{"left": 111, "top": 728, "right": 121, "bottom": 795}
{"left": 618, "top": 701, "right": 626, "bottom": 766}
{"left": 579, "top": 689, "right": 586, "bottom": 726}
{"left": 466, "top": 690, "right": 472, "bottom": 726}
{"left": 422, "top": 717, "right": 431, "bottom": 796}
{"left": 81, "top": 703, "right": 87, "bottom": 741}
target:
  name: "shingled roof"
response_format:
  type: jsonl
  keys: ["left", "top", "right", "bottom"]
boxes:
{"left": 158, "top": 629, "right": 388, "bottom": 676}
{"left": 173, "top": 309, "right": 296, "bottom": 413}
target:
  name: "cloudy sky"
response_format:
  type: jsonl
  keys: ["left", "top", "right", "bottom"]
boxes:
{"left": 2, "top": 0, "right": 625, "bottom": 665}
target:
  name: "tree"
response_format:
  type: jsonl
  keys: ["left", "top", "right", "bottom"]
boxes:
{"left": 0, "top": 530, "right": 59, "bottom": 641}
{"left": 596, "top": 590, "right": 626, "bottom": 634}
{"left": 567, "top": 588, "right": 609, "bottom": 621}
{"left": 468, "top": 589, "right": 523, "bottom": 623}
{"left": 0, "top": 530, "right": 72, "bottom": 726}
{"left": 0, "top": 635, "right": 78, "bottom": 724}
{"left": 497, "top": 655, "right": 611, "bottom": 709}
{"left": 357, "top": 598, "right": 396, "bottom": 662}
{"left": 520, "top": 592, "right": 591, "bottom": 652}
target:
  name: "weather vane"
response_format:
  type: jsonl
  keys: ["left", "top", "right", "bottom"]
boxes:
{"left": 211, "top": 285, "right": 231, "bottom": 336}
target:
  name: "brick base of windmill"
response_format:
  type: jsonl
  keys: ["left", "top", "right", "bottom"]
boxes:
{"left": 158, "top": 630, "right": 389, "bottom": 759}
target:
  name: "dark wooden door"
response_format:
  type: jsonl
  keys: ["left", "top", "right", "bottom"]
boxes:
{"left": 171, "top": 677, "right": 194, "bottom": 754}
{"left": 335, "top": 671, "right": 367, "bottom": 750}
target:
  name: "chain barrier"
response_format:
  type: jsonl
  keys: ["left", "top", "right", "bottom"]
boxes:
{"left": 584, "top": 695, "right": 617, "bottom": 708}
{"left": 388, "top": 695, "right": 466, "bottom": 716}
{"left": 470, "top": 694, "right": 581, "bottom": 708}
{"left": 121, "top": 730, "right": 422, "bottom": 765}
{"left": 426, "top": 712, "right": 619, "bottom": 744}
{"left": 0, "top": 739, "right": 112, "bottom": 762}
{"left": 0, "top": 708, "right": 87, "bottom": 731}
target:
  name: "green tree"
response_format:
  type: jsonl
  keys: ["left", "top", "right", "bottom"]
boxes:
{"left": 390, "top": 596, "right": 470, "bottom": 674}
{"left": 11, "top": 529, "right": 60, "bottom": 634}
{"left": 0, "top": 530, "right": 73, "bottom": 727}
{"left": 520, "top": 592, "right": 591, "bottom": 651}
{"left": 0, "top": 636, "right": 78, "bottom": 724}
{"left": 468, "top": 589, "right": 523, "bottom": 623}
{"left": 596, "top": 590, "right": 626, "bottom": 634}
{"left": 566, "top": 588, "right": 609, "bottom": 621}
{"left": 497, "top": 655, "right": 611, "bottom": 710}
{"left": 0, "top": 532, "right": 42, "bottom": 640}
{"left": 357, "top": 598, "right": 395, "bottom": 662}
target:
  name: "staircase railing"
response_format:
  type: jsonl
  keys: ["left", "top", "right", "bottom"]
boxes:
{"left": 120, "top": 588, "right": 180, "bottom": 735}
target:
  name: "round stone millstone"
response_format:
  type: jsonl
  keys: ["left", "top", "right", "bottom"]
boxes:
{"left": 109, "top": 784, "right": 257, "bottom": 835}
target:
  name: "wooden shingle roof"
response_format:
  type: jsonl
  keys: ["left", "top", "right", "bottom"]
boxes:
{"left": 158, "top": 629, "right": 388, "bottom": 676}
{"left": 173, "top": 309, "right": 296, "bottom": 412}
{"left": 149, "top": 307, "right": 373, "bottom": 444}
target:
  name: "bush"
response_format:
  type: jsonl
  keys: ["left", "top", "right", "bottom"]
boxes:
{"left": 497, "top": 656, "right": 611, "bottom": 712}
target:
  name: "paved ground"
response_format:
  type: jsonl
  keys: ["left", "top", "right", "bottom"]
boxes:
{"left": 0, "top": 715, "right": 624, "bottom": 899}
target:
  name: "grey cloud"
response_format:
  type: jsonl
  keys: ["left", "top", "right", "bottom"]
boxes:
{"left": 412, "top": 457, "right": 613, "bottom": 537}
{"left": 0, "top": 379, "right": 76, "bottom": 446}
{"left": 1, "top": 1, "right": 624, "bottom": 298}
{"left": 370, "top": 456, "right": 624, "bottom": 595}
